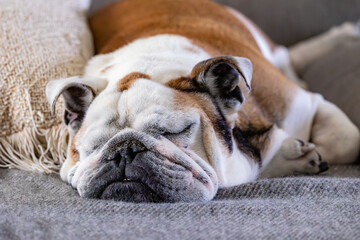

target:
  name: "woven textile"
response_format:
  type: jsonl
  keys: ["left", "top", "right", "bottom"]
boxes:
{"left": 0, "top": 0, "right": 93, "bottom": 172}
{"left": 1, "top": 166, "right": 359, "bottom": 239}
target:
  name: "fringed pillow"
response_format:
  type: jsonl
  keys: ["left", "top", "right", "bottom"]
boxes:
{"left": 0, "top": 0, "right": 93, "bottom": 173}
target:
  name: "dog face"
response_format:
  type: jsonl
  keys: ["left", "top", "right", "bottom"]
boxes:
{"left": 47, "top": 55, "right": 253, "bottom": 202}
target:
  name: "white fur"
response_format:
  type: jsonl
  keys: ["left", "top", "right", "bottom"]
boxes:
{"left": 219, "top": 142, "right": 259, "bottom": 187}
{"left": 85, "top": 35, "right": 212, "bottom": 87}
{"left": 198, "top": 112, "right": 259, "bottom": 187}
{"left": 282, "top": 90, "right": 323, "bottom": 141}
{"left": 260, "top": 128, "right": 289, "bottom": 170}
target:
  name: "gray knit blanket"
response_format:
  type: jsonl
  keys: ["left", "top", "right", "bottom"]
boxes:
{"left": 1, "top": 166, "right": 360, "bottom": 239}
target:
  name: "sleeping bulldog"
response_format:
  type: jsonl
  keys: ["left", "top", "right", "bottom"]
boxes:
{"left": 46, "top": 0, "right": 360, "bottom": 202}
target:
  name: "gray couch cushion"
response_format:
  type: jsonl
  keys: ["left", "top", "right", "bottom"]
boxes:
{"left": 217, "top": 0, "right": 360, "bottom": 46}
{"left": 303, "top": 38, "right": 360, "bottom": 129}
{"left": 90, "top": 0, "right": 360, "bottom": 46}
{"left": 1, "top": 168, "right": 360, "bottom": 239}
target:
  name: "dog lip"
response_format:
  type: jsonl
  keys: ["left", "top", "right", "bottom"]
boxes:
{"left": 80, "top": 150, "right": 217, "bottom": 202}
{"left": 107, "top": 180, "right": 141, "bottom": 187}
{"left": 102, "top": 181, "right": 143, "bottom": 195}
{"left": 100, "top": 180, "right": 161, "bottom": 202}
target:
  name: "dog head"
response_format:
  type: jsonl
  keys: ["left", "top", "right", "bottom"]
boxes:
{"left": 47, "top": 55, "right": 252, "bottom": 203}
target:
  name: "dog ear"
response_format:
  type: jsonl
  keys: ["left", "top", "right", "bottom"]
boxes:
{"left": 46, "top": 76, "right": 107, "bottom": 134}
{"left": 191, "top": 56, "right": 252, "bottom": 114}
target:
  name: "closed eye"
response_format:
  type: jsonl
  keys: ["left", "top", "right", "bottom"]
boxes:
{"left": 163, "top": 123, "right": 194, "bottom": 136}
{"left": 162, "top": 123, "right": 196, "bottom": 148}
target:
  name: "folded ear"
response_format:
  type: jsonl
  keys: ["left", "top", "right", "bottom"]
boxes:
{"left": 46, "top": 76, "right": 107, "bottom": 134}
{"left": 191, "top": 56, "right": 253, "bottom": 114}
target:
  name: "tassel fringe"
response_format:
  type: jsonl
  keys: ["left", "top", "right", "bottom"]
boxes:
{"left": 0, "top": 124, "right": 68, "bottom": 174}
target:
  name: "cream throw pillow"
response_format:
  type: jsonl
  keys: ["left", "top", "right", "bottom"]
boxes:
{"left": 0, "top": 0, "right": 92, "bottom": 173}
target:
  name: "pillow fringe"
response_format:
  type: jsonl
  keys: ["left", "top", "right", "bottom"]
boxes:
{"left": 0, "top": 125, "right": 68, "bottom": 174}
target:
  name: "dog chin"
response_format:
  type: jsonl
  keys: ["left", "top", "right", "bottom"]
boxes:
{"left": 101, "top": 181, "right": 162, "bottom": 203}
{"left": 76, "top": 150, "right": 217, "bottom": 203}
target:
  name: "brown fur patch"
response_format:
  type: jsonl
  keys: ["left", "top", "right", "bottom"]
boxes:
{"left": 68, "top": 140, "right": 79, "bottom": 166}
{"left": 117, "top": 72, "right": 151, "bottom": 91}
{"left": 66, "top": 123, "right": 88, "bottom": 167}
{"left": 167, "top": 77, "right": 192, "bottom": 90}
{"left": 90, "top": 0, "right": 257, "bottom": 54}
{"left": 167, "top": 77, "right": 207, "bottom": 93}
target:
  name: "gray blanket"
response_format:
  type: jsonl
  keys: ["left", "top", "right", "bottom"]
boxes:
{"left": 1, "top": 167, "right": 359, "bottom": 239}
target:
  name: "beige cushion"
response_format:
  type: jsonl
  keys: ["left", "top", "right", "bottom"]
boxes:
{"left": 0, "top": 0, "right": 93, "bottom": 172}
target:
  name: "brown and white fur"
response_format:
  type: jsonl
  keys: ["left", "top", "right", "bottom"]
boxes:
{"left": 46, "top": 0, "right": 360, "bottom": 202}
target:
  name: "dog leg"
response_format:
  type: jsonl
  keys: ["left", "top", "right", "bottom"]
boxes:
{"left": 310, "top": 100, "right": 360, "bottom": 165}
{"left": 289, "top": 22, "right": 360, "bottom": 75}
{"left": 277, "top": 22, "right": 360, "bottom": 88}
{"left": 260, "top": 138, "right": 328, "bottom": 178}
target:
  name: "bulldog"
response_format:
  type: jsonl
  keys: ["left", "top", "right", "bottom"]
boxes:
{"left": 46, "top": 0, "right": 360, "bottom": 202}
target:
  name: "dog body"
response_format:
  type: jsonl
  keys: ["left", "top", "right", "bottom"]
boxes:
{"left": 46, "top": 0, "right": 360, "bottom": 202}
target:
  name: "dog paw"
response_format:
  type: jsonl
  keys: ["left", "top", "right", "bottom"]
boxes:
{"left": 261, "top": 138, "right": 329, "bottom": 178}
{"left": 330, "top": 22, "right": 360, "bottom": 39}
{"left": 282, "top": 139, "right": 329, "bottom": 174}
{"left": 279, "top": 138, "right": 315, "bottom": 159}
{"left": 299, "top": 150, "right": 329, "bottom": 174}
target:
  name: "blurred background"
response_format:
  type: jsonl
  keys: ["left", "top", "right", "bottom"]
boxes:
{"left": 90, "top": 0, "right": 360, "bottom": 46}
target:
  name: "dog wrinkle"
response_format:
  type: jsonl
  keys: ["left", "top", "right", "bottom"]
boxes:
{"left": 100, "top": 65, "right": 114, "bottom": 74}
{"left": 117, "top": 72, "right": 151, "bottom": 91}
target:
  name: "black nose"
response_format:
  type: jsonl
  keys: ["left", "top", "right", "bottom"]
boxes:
{"left": 106, "top": 140, "right": 146, "bottom": 173}
{"left": 319, "top": 162, "right": 329, "bottom": 173}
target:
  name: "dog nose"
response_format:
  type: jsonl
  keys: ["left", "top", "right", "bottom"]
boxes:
{"left": 107, "top": 140, "right": 147, "bottom": 166}
{"left": 319, "top": 162, "right": 329, "bottom": 173}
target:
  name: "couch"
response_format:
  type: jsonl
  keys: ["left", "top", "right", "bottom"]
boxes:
{"left": 1, "top": 0, "right": 359, "bottom": 239}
